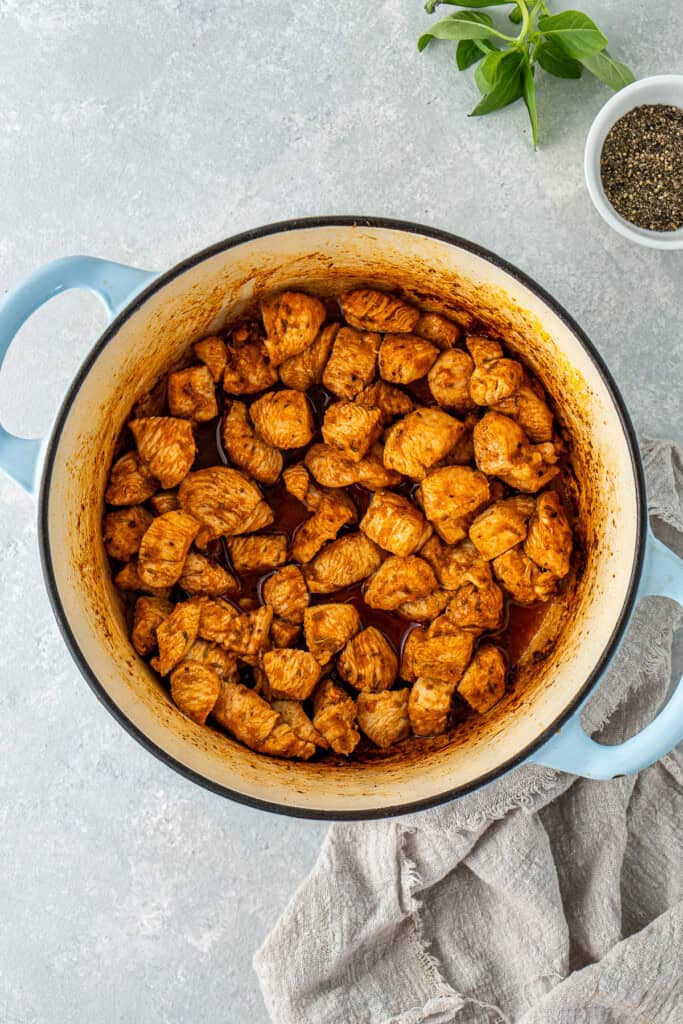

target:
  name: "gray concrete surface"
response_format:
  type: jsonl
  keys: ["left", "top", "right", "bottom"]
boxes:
{"left": 0, "top": 1, "right": 681, "bottom": 1021}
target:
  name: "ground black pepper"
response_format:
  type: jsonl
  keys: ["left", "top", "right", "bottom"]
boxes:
{"left": 600, "top": 103, "right": 683, "bottom": 232}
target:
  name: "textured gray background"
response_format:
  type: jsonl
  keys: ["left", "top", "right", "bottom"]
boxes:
{"left": 0, "top": 1, "right": 681, "bottom": 1022}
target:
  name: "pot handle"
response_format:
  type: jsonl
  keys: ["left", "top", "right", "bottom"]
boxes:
{"left": 0, "top": 256, "right": 157, "bottom": 493}
{"left": 529, "top": 531, "right": 683, "bottom": 778}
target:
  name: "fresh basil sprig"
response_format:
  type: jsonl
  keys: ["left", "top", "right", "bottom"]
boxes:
{"left": 418, "top": 1, "right": 635, "bottom": 148}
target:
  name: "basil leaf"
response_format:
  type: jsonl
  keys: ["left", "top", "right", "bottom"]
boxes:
{"left": 470, "top": 50, "right": 524, "bottom": 115}
{"left": 522, "top": 60, "right": 538, "bottom": 148}
{"left": 418, "top": 10, "right": 494, "bottom": 50}
{"left": 581, "top": 50, "right": 635, "bottom": 91}
{"left": 537, "top": 38, "right": 583, "bottom": 78}
{"left": 538, "top": 11, "right": 608, "bottom": 60}
{"left": 456, "top": 38, "right": 492, "bottom": 70}
{"left": 474, "top": 49, "right": 506, "bottom": 93}
{"left": 509, "top": 6, "right": 522, "bottom": 23}
{"left": 425, "top": 0, "right": 510, "bottom": 8}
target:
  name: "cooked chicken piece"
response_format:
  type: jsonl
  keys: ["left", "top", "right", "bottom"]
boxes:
{"left": 114, "top": 560, "right": 171, "bottom": 598}
{"left": 279, "top": 323, "right": 339, "bottom": 391}
{"left": 197, "top": 597, "right": 239, "bottom": 644}
{"left": 304, "top": 533, "right": 384, "bottom": 593}
{"left": 356, "top": 445, "right": 405, "bottom": 489}
{"left": 178, "top": 467, "right": 264, "bottom": 542}
{"left": 260, "top": 291, "right": 326, "bottom": 367}
{"left": 340, "top": 289, "right": 420, "bottom": 333}
{"left": 359, "top": 490, "right": 431, "bottom": 558}
{"left": 322, "top": 402, "right": 383, "bottom": 462}
{"left": 378, "top": 334, "right": 439, "bottom": 384}
{"left": 469, "top": 495, "right": 536, "bottom": 561}
{"left": 419, "top": 536, "right": 488, "bottom": 592}
{"left": 170, "top": 661, "right": 221, "bottom": 724}
{"left": 270, "top": 619, "right": 302, "bottom": 647}
{"left": 137, "top": 510, "right": 199, "bottom": 588}
{"left": 233, "top": 500, "right": 275, "bottom": 537}
{"left": 131, "top": 595, "right": 173, "bottom": 656}
{"left": 262, "top": 564, "right": 308, "bottom": 623}
{"left": 291, "top": 491, "right": 357, "bottom": 563}
{"left": 467, "top": 336, "right": 525, "bottom": 407}
{"left": 427, "top": 349, "right": 476, "bottom": 412}
{"left": 337, "top": 626, "right": 397, "bottom": 691}
{"left": 305, "top": 443, "right": 402, "bottom": 491}
{"left": 132, "top": 377, "right": 167, "bottom": 419}
{"left": 383, "top": 408, "right": 464, "bottom": 480}
{"left": 220, "top": 400, "right": 283, "bottom": 484}
{"left": 105, "top": 451, "right": 157, "bottom": 506}
{"left": 357, "top": 689, "right": 410, "bottom": 747}
{"left": 262, "top": 648, "right": 321, "bottom": 700}
{"left": 148, "top": 490, "right": 180, "bottom": 515}
{"left": 178, "top": 551, "right": 238, "bottom": 597}
{"left": 312, "top": 678, "right": 360, "bottom": 755}
{"left": 204, "top": 604, "right": 273, "bottom": 659}
{"left": 364, "top": 555, "right": 437, "bottom": 611}
{"left": 129, "top": 417, "right": 196, "bottom": 490}
{"left": 492, "top": 546, "right": 558, "bottom": 604}
{"left": 419, "top": 466, "right": 490, "bottom": 545}
{"left": 458, "top": 645, "right": 506, "bottom": 713}
{"left": 167, "top": 365, "right": 218, "bottom": 422}
{"left": 322, "top": 326, "right": 381, "bottom": 399}
{"left": 185, "top": 639, "right": 239, "bottom": 681}
{"left": 396, "top": 588, "right": 450, "bottom": 622}
{"left": 445, "top": 572, "right": 504, "bottom": 632}
{"left": 414, "top": 312, "right": 461, "bottom": 350}
{"left": 466, "top": 336, "right": 503, "bottom": 365}
{"left": 271, "top": 699, "right": 329, "bottom": 749}
{"left": 303, "top": 603, "right": 360, "bottom": 664}
{"left": 213, "top": 682, "right": 315, "bottom": 759}
{"left": 283, "top": 464, "right": 317, "bottom": 507}
{"left": 524, "top": 490, "right": 572, "bottom": 578}
{"left": 249, "top": 390, "right": 314, "bottom": 450}
{"left": 222, "top": 333, "right": 278, "bottom": 395}
{"left": 193, "top": 335, "right": 228, "bottom": 382}
{"left": 103, "top": 506, "right": 154, "bottom": 561}
{"left": 473, "top": 412, "right": 560, "bottom": 493}
{"left": 400, "top": 626, "right": 474, "bottom": 684}
{"left": 227, "top": 534, "right": 287, "bottom": 573}
{"left": 441, "top": 412, "right": 477, "bottom": 466}
{"left": 356, "top": 380, "right": 414, "bottom": 424}
{"left": 494, "top": 383, "right": 554, "bottom": 443}
{"left": 155, "top": 599, "right": 202, "bottom": 675}
{"left": 409, "top": 677, "right": 456, "bottom": 736}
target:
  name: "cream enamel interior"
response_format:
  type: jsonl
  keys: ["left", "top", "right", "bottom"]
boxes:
{"left": 43, "top": 224, "right": 640, "bottom": 814}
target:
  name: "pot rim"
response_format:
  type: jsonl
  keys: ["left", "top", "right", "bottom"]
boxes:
{"left": 37, "top": 215, "right": 647, "bottom": 820}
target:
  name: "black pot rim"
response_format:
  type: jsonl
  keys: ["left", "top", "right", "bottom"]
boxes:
{"left": 37, "top": 215, "right": 647, "bottom": 821}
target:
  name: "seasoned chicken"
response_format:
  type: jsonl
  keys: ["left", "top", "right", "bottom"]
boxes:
{"left": 524, "top": 490, "right": 572, "bottom": 578}
{"left": 178, "top": 467, "right": 264, "bottom": 541}
{"left": 260, "top": 291, "right": 326, "bottom": 367}
{"left": 283, "top": 464, "right": 316, "bottom": 507}
{"left": 170, "top": 661, "right": 221, "bottom": 724}
{"left": 383, "top": 408, "right": 464, "bottom": 480}
{"left": 250, "top": 390, "right": 314, "bottom": 449}
{"left": 184, "top": 639, "right": 239, "bottom": 681}
{"left": 137, "top": 510, "right": 199, "bottom": 588}
{"left": 492, "top": 546, "right": 558, "bottom": 604}
{"left": 336, "top": 626, "right": 397, "bottom": 691}
{"left": 467, "top": 336, "right": 525, "bottom": 406}
{"left": 178, "top": 551, "right": 238, "bottom": 597}
{"left": 114, "top": 560, "right": 171, "bottom": 598}
{"left": 443, "top": 412, "right": 477, "bottom": 466}
{"left": 401, "top": 625, "right": 474, "bottom": 684}
{"left": 356, "top": 445, "right": 405, "bottom": 490}
{"left": 420, "top": 536, "right": 487, "bottom": 591}
{"left": 357, "top": 689, "right": 410, "bottom": 748}
{"left": 445, "top": 571, "right": 504, "bottom": 632}
{"left": 271, "top": 699, "right": 329, "bottom": 749}
{"left": 312, "top": 678, "right": 360, "bottom": 755}
{"left": 494, "top": 382, "right": 554, "bottom": 443}
{"left": 220, "top": 400, "right": 283, "bottom": 484}
{"left": 303, "top": 603, "right": 360, "bottom": 664}
{"left": 378, "top": 334, "right": 439, "bottom": 384}
{"left": 270, "top": 618, "right": 302, "bottom": 647}
{"left": 132, "top": 377, "right": 167, "bottom": 419}
{"left": 473, "top": 412, "right": 560, "bottom": 493}
{"left": 356, "top": 380, "right": 414, "bottom": 424}
{"left": 291, "top": 491, "right": 357, "bottom": 563}
{"left": 103, "top": 506, "right": 154, "bottom": 561}
{"left": 261, "top": 564, "right": 308, "bottom": 623}
{"left": 130, "top": 417, "right": 196, "bottom": 490}
{"left": 359, "top": 490, "right": 431, "bottom": 557}
{"left": 193, "top": 335, "right": 228, "bottom": 382}
{"left": 279, "top": 323, "right": 339, "bottom": 391}
{"left": 305, "top": 443, "right": 402, "bottom": 491}
{"left": 340, "top": 289, "right": 420, "bottom": 333}
{"left": 262, "top": 648, "right": 321, "bottom": 700}
{"left": 148, "top": 490, "right": 180, "bottom": 515}
{"left": 227, "top": 534, "right": 287, "bottom": 573}
{"left": 427, "top": 349, "right": 476, "bottom": 412}
{"left": 322, "top": 326, "right": 381, "bottom": 399}
{"left": 233, "top": 500, "right": 275, "bottom": 536}
{"left": 469, "top": 495, "right": 536, "bottom": 561}
{"left": 458, "top": 645, "right": 506, "bottom": 713}
{"left": 204, "top": 604, "right": 273, "bottom": 659}
{"left": 223, "top": 331, "right": 278, "bottom": 395}
{"left": 167, "top": 365, "right": 218, "bottom": 422}
{"left": 197, "top": 597, "right": 239, "bottom": 644}
{"left": 408, "top": 677, "right": 455, "bottom": 736}
{"left": 414, "top": 312, "right": 461, "bottom": 350}
{"left": 322, "top": 401, "right": 383, "bottom": 462}
{"left": 304, "top": 533, "right": 384, "bottom": 593}
{"left": 155, "top": 599, "right": 201, "bottom": 675}
{"left": 213, "top": 682, "right": 315, "bottom": 759}
{"left": 396, "top": 589, "right": 450, "bottom": 622}
{"left": 419, "top": 466, "right": 490, "bottom": 545}
{"left": 105, "top": 451, "right": 157, "bottom": 506}
{"left": 131, "top": 595, "right": 173, "bottom": 656}
{"left": 364, "top": 555, "right": 437, "bottom": 611}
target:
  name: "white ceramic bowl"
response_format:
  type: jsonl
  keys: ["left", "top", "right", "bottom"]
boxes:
{"left": 584, "top": 74, "right": 683, "bottom": 250}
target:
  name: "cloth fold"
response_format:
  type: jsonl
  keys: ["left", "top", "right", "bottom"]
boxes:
{"left": 255, "top": 440, "right": 683, "bottom": 1024}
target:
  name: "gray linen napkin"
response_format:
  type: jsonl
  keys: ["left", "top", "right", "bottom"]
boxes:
{"left": 254, "top": 440, "right": 683, "bottom": 1024}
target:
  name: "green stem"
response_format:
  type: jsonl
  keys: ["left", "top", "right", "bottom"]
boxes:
{"left": 514, "top": 0, "right": 530, "bottom": 43}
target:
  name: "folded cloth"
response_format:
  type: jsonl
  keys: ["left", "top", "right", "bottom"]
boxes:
{"left": 254, "top": 440, "right": 683, "bottom": 1024}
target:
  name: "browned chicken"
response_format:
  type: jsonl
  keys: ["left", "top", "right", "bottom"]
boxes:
{"left": 130, "top": 417, "right": 196, "bottom": 490}
{"left": 356, "top": 380, "right": 414, "bottom": 424}
{"left": 419, "top": 465, "right": 490, "bottom": 545}
{"left": 223, "top": 331, "right": 278, "bottom": 395}
{"left": 148, "top": 490, "right": 180, "bottom": 515}
{"left": 178, "top": 467, "right": 265, "bottom": 542}
{"left": 170, "top": 661, "right": 221, "bottom": 724}
{"left": 408, "top": 677, "right": 456, "bottom": 736}
{"left": 401, "top": 625, "right": 474, "bottom": 684}
{"left": 356, "top": 689, "right": 411, "bottom": 747}
{"left": 492, "top": 546, "right": 558, "bottom": 604}
{"left": 270, "top": 699, "right": 329, "bottom": 749}
{"left": 249, "top": 390, "right": 314, "bottom": 450}
{"left": 197, "top": 597, "right": 239, "bottom": 644}
{"left": 458, "top": 645, "right": 506, "bottom": 713}
{"left": 384, "top": 408, "right": 464, "bottom": 480}
{"left": 322, "top": 401, "right": 383, "bottom": 462}
{"left": 494, "top": 382, "right": 554, "bottom": 443}
{"left": 291, "top": 491, "right": 357, "bottom": 563}
{"left": 414, "top": 312, "right": 461, "bottom": 350}
{"left": 103, "top": 506, "right": 154, "bottom": 561}
{"left": 155, "top": 599, "right": 202, "bottom": 675}
{"left": 227, "top": 534, "right": 287, "bottom": 573}
{"left": 131, "top": 595, "right": 173, "bottom": 656}
{"left": 322, "top": 326, "right": 381, "bottom": 400}
{"left": 279, "top": 323, "right": 339, "bottom": 391}
{"left": 177, "top": 551, "right": 237, "bottom": 597}
{"left": 524, "top": 490, "right": 572, "bottom": 578}
{"left": 337, "top": 626, "right": 398, "bottom": 691}
{"left": 441, "top": 412, "right": 477, "bottom": 466}
{"left": 213, "top": 682, "right": 315, "bottom": 759}
{"left": 396, "top": 589, "right": 450, "bottom": 622}
{"left": 260, "top": 291, "right": 326, "bottom": 367}
{"left": 233, "top": 500, "right": 275, "bottom": 537}
{"left": 220, "top": 400, "right": 283, "bottom": 484}
{"left": 167, "top": 365, "right": 218, "bottom": 422}
{"left": 359, "top": 489, "right": 431, "bottom": 557}
{"left": 283, "top": 464, "right": 316, "bottom": 507}
{"left": 184, "top": 639, "right": 239, "bottom": 681}
{"left": 192, "top": 335, "right": 228, "bottom": 382}
{"left": 137, "top": 510, "right": 199, "bottom": 588}
{"left": 305, "top": 443, "right": 402, "bottom": 491}
{"left": 210, "top": 605, "right": 273, "bottom": 660}
{"left": 303, "top": 603, "right": 361, "bottom": 664}
{"left": 105, "top": 451, "right": 157, "bottom": 506}
{"left": 420, "top": 535, "right": 487, "bottom": 591}
{"left": 469, "top": 495, "right": 536, "bottom": 561}
{"left": 132, "top": 377, "right": 167, "bottom": 419}
{"left": 114, "top": 560, "right": 171, "bottom": 598}
{"left": 270, "top": 619, "right": 302, "bottom": 647}
{"left": 473, "top": 412, "right": 560, "bottom": 493}
{"left": 262, "top": 648, "right": 322, "bottom": 700}
{"left": 378, "top": 334, "right": 439, "bottom": 384}
{"left": 261, "top": 564, "right": 308, "bottom": 623}
{"left": 427, "top": 349, "right": 476, "bottom": 413}
{"left": 312, "top": 678, "right": 360, "bottom": 755}
{"left": 356, "top": 445, "right": 405, "bottom": 490}
{"left": 364, "top": 555, "right": 437, "bottom": 611}
{"left": 445, "top": 571, "right": 504, "bottom": 632}
{"left": 467, "top": 336, "right": 525, "bottom": 407}
{"left": 340, "top": 289, "right": 420, "bottom": 333}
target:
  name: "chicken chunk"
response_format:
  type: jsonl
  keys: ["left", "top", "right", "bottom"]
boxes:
{"left": 222, "top": 333, "right": 278, "bottom": 395}
{"left": 250, "top": 390, "right": 314, "bottom": 450}
{"left": 130, "top": 417, "right": 196, "bottom": 490}
{"left": 270, "top": 619, "right": 302, "bottom": 647}
{"left": 427, "top": 349, "right": 476, "bottom": 412}
{"left": 103, "top": 506, "right": 154, "bottom": 561}
{"left": 469, "top": 495, "right": 536, "bottom": 561}
{"left": 170, "top": 661, "right": 221, "bottom": 724}
{"left": 132, "top": 377, "right": 167, "bottom": 419}
{"left": 419, "top": 466, "right": 490, "bottom": 545}
{"left": 227, "top": 534, "right": 287, "bottom": 573}
{"left": 167, "top": 365, "right": 218, "bottom": 422}
{"left": 270, "top": 700, "right": 329, "bottom": 749}
{"left": 444, "top": 412, "right": 477, "bottom": 466}
{"left": 494, "top": 383, "right": 554, "bottom": 443}
{"left": 467, "top": 336, "right": 525, "bottom": 407}
{"left": 185, "top": 639, "right": 239, "bottom": 681}
{"left": 378, "top": 334, "right": 439, "bottom": 384}
{"left": 131, "top": 595, "right": 173, "bottom": 656}
{"left": 260, "top": 291, "right": 326, "bottom": 367}
{"left": 401, "top": 626, "right": 474, "bottom": 684}
{"left": 193, "top": 335, "right": 228, "bottom": 382}
{"left": 262, "top": 648, "right": 322, "bottom": 700}
{"left": 473, "top": 412, "right": 560, "bottom": 493}
{"left": 359, "top": 490, "right": 431, "bottom": 558}
{"left": 261, "top": 564, "right": 308, "bottom": 623}
{"left": 303, "top": 603, "right": 361, "bottom": 664}
{"left": 155, "top": 599, "right": 202, "bottom": 675}
{"left": 340, "top": 289, "right": 420, "bottom": 333}
{"left": 205, "top": 604, "right": 273, "bottom": 659}
{"left": 492, "top": 546, "right": 558, "bottom": 604}
{"left": 396, "top": 589, "right": 450, "bottom": 622}
{"left": 364, "top": 555, "right": 437, "bottom": 611}
{"left": 233, "top": 500, "right": 275, "bottom": 537}
{"left": 414, "top": 312, "right": 461, "bottom": 350}
{"left": 458, "top": 645, "right": 506, "bottom": 714}
{"left": 322, "top": 326, "right": 381, "bottom": 399}
{"left": 291, "top": 491, "right": 357, "bottom": 563}
{"left": 178, "top": 467, "right": 264, "bottom": 542}
{"left": 524, "top": 490, "right": 572, "bottom": 579}
{"left": 283, "top": 464, "right": 316, "bottom": 507}
{"left": 337, "top": 626, "right": 397, "bottom": 692}
{"left": 148, "top": 490, "right": 180, "bottom": 515}
{"left": 312, "top": 678, "right": 360, "bottom": 755}
{"left": 304, "top": 533, "right": 384, "bottom": 593}
{"left": 383, "top": 408, "right": 464, "bottom": 480}
{"left": 213, "top": 682, "right": 315, "bottom": 759}
{"left": 445, "top": 572, "right": 504, "bottom": 632}
{"left": 322, "top": 402, "right": 383, "bottom": 462}
{"left": 105, "top": 451, "right": 157, "bottom": 506}
{"left": 357, "top": 689, "right": 410, "bottom": 748}
{"left": 114, "top": 560, "right": 171, "bottom": 598}
{"left": 305, "top": 443, "right": 402, "bottom": 490}
{"left": 220, "top": 400, "right": 283, "bottom": 484}
{"left": 408, "top": 677, "right": 455, "bottom": 736}
{"left": 356, "top": 380, "right": 414, "bottom": 424}
{"left": 197, "top": 597, "right": 239, "bottom": 644}
{"left": 137, "top": 510, "right": 200, "bottom": 588}
{"left": 279, "top": 323, "right": 339, "bottom": 391}
{"left": 178, "top": 551, "right": 238, "bottom": 597}
{"left": 419, "top": 536, "right": 487, "bottom": 591}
